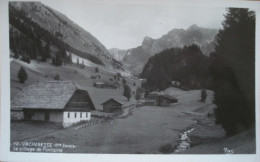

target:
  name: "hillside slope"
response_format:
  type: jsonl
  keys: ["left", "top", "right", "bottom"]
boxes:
{"left": 9, "top": 2, "right": 121, "bottom": 69}
{"left": 140, "top": 45, "right": 210, "bottom": 90}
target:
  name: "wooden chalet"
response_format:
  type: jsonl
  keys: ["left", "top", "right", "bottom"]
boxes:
{"left": 11, "top": 81, "right": 95, "bottom": 127}
{"left": 101, "top": 98, "right": 123, "bottom": 113}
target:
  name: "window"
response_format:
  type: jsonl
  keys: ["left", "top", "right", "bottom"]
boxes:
{"left": 75, "top": 112, "right": 77, "bottom": 118}
{"left": 68, "top": 112, "right": 70, "bottom": 118}
{"left": 80, "top": 112, "right": 82, "bottom": 118}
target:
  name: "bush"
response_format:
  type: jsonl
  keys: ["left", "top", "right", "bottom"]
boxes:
{"left": 18, "top": 66, "right": 28, "bottom": 83}
{"left": 123, "top": 84, "right": 132, "bottom": 101}
{"left": 159, "top": 144, "right": 174, "bottom": 154}
{"left": 21, "top": 54, "right": 30, "bottom": 64}
{"left": 54, "top": 74, "right": 60, "bottom": 80}
{"left": 200, "top": 89, "right": 207, "bottom": 102}
{"left": 122, "top": 78, "right": 126, "bottom": 84}
{"left": 135, "top": 87, "right": 143, "bottom": 100}
{"left": 95, "top": 67, "right": 99, "bottom": 73}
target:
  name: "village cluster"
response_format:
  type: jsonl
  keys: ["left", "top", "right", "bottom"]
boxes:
{"left": 11, "top": 79, "right": 180, "bottom": 128}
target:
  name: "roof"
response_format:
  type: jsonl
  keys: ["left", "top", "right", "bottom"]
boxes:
{"left": 101, "top": 98, "right": 123, "bottom": 105}
{"left": 11, "top": 81, "right": 86, "bottom": 110}
{"left": 95, "top": 82, "right": 105, "bottom": 85}
{"left": 160, "top": 94, "right": 178, "bottom": 101}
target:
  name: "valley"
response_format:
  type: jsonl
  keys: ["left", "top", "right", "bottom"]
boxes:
{"left": 8, "top": 1, "right": 256, "bottom": 156}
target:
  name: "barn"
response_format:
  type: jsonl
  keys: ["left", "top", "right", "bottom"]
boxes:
{"left": 158, "top": 94, "right": 178, "bottom": 106}
{"left": 101, "top": 98, "right": 123, "bottom": 113}
{"left": 11, "top": 81, "right": 95, "bottom": 127}
{"left": 146, "top": 92, "right": 178, "bottom": 106}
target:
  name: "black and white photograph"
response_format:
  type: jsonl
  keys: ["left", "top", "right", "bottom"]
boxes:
{"left": 1, "top": 0, "right": 260, "bottom": 161}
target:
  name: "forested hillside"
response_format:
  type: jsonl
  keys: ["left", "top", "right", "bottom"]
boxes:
{"left": 140, "top": 45, "right": 210, "bottom": 91}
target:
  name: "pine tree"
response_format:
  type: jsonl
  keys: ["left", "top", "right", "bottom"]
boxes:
{"left": 77, "top": 58, "right": 80, "bottom": 67}
{"left": 123, "top": 84, "right": 132, "bottom": 101}
{"left": 95, "top": 67, "right": 99, "bottom": 73}
{"left": 18, "top": 66, "right": 28, "bottom": 83}
{"left": 135, "top": 87, "right": 143, "bottom": 100}
{"left": 211, "top": 8, "right": 255, "bottom": 136}
{"left": 200, "top": 89, "right": 207, "bottom": 102}
{"left": 81, "top": 59, "right": 85, "bottom": 69}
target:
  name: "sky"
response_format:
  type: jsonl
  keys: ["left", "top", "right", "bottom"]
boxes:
{"left": 43, "top": 0, "right": 227, "bottom": 49}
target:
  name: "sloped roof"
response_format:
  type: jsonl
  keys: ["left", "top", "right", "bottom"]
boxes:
{"left": 12, "top": 81, "right": 84, "bottom": 110}
{"left": 160, "top": 94, "right": 178, "bottom": 102}
{"left": 101, "top": 98, "right": 123, "bottom": 105}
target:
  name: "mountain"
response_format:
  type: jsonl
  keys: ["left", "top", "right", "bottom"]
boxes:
{"left": 140, "top": 45, "right": 210, "bottom": 91}
{"left": 122, "top": 25, "right": 218, "bottom": 74}
{"left": 108, "top": 48, "right": 128, "bottom": 61}
{"left": 9, "top": 2, "right": 122, "bottom": 69}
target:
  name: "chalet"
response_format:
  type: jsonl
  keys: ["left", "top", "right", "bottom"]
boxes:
{"left": 11, "top": 81, "right": 95, "bottom": 128}
{"left": 101, "top": 98, "right": 123, "bottom": 113}
{"left": 146, "top": 92, "right": 178, "bottom": 106}
{"left": 146, "top": 91, "right": 161, "bottom": 100}
{"left": 158, "top": 94, "right": 178, "bottom": 106}
{"left": 171, "top": 81, "right": 181, "bottom": 87}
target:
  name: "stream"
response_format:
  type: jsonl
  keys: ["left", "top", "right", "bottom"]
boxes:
{"left": 174, "top": 128, "right": 195, "bottom": 153}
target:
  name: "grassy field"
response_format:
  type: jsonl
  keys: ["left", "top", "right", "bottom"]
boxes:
{"left": 11, "top": 121, "right": 59, "bottom": 142}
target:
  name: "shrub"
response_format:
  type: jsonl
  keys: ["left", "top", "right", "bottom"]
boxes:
{"left": 123, "top": 84, "right": 132, "bottom": 101}
{"left": 95, "top": 67, "right": 99, "bottom": 73}
{"left": 200, "top": 89, "right": 207, "bottom": 102}
{"left": 122, "top": 78, "right": 126, "bottom": 84}
{"left": 135, "top": 87, "right": 143, "bottom": 100}
{"left": 54, "top": 74, "right": 60, "bottom": 80}
{"left": 18, "top": 66, "right": 28, "bottom": 83}
{"left": 159, "top": 144, "right": 174, "bottom": 154}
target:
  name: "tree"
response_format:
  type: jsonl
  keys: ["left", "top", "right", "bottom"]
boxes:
{"left": 18, "top": 66, "right": 28, "bottom": 83}
{"left": 117, "top": 72, "right": 121, "bottom": 80}
{"left": 77, "top": 58, "right": 80, "bottom": 67}
{"left": 211, "top": 8, "right": 255, "bottom": 136}
{"left": 123, "top": 84, "right": 132, "bottom": 101}
{"left": 95, "top": 67, "right": 99, "bottom": 73}
{"left": 81, "top": 60, "right": 85, "bottom": 69}
{"left": 54, "top": 74, "right": 60, "bottom": 80}
{"left": 42, "top": 42, "right": 50, "bottom": 62}
{"left": 122, "top": 78, "right": 126, "bottom": 84}
{"left": 200, "top": 89, "right": 207, "bottom": 102}
{"left": 135, "top": 87, "right": 143, "bottom": 100}
{"left": 21, "top": 54, "right": 30, "bottom": 64}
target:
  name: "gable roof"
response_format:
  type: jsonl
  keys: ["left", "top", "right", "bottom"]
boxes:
{"left": 160, "top": 94, "right": 178, "bottom": 102}
{"left": 101, "top": 98, "right": 123, "bottom": 106}
{"left": 11, "top": 81, "right": 88, "bottom": 110}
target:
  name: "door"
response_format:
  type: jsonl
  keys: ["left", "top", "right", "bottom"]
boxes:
{"left": 44, "top": 111, "right": 50, "bottom": 121}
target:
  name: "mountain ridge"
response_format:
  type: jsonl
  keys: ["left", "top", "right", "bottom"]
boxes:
{"left": 111, "top": 24, "right": 218, "bottom": 74}
{"left": 10, "top": 1, "right": 122, "bottom": 69}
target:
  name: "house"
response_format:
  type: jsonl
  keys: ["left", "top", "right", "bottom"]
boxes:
{"left": 158, "top": 94, "right": 178, "bottom": 106}
{"left": 146, "top": 92, "right": 178, "bottom": 106}
{"left": 138, "top": 99, "right": 157, "bottom": 106}
{"left": 101, "top": 98, "right": 123, "bottom": 113}
{"left": 11, "top": 81, "right": 95, "bottom": 128}
{"left": 171, "top": 81, "right": 181, "bottom": 87}
{"left": 146, "top": 91, "right": 161, "bottom": 100}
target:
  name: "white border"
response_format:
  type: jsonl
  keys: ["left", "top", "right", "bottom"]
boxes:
{"left": 1, "top": 0, "right": 260, "bottom": 162}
